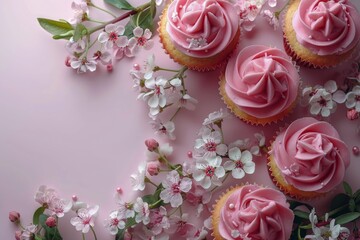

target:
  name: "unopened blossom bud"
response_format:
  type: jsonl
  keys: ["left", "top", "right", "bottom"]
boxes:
{"left": 45, "top": 216, "right": 57, "bottom": 228}
{"left": 347, "top": 108, "right": 359, "bottom": 120}
{"left": 15, "top": 231, "right": 21, "bottom": 240}
{"left": 107, "top": 64, "right": 113, "bottom": 72}
{"left": 147, "top": 161, "right": 160, "bottom": 176}
{"left": 145, "top": 139, "right": 159, "bottom": 152}
{"left": 9, "top": 211, "right": 20, "bottom": 223}
{"left": 65, "top": 56, "right": 71, "bottom": 67}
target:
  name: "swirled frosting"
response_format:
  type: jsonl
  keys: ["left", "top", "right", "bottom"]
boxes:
{"left": 271, "top": 117, "right": 350, "bottom": 193}
{"left": 224, "top": 45, "right": 300, "bottom": 118}
{"left": 166, "top": 0, "right": 239, "bottom": 58}
{"left": 292, "top": 0, "right": 360, "bottom": 55}
{"left": 219, "top": 185, "right": 294, "bottom": 240}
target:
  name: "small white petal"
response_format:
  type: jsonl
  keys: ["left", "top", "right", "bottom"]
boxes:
{"left": 232, "top": 168, "right": 245, "bottom": 179}
{"left": 223, "top": 161, "right": 235, "bottom": 171}
{"left": 229, "top": 147, "right": 241, "bottom": 161}
{"left": 243, "top": 162, "right": 255, "bottom": 174}
{"left": 133, "top": 27, "right": 143, "bottom": 37}
{"left": 148, "top": 95, "right": 159, "bottom": 108}
{"left": 215, "top": 166, "right": 225, "bottom": 178}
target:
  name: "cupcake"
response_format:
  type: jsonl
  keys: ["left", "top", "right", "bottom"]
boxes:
{"left": 283, "top": 0, "right": 360, "bottom": 68}
{"left": 219, "top": 45, "right": 300, "bottom": 125}
{"left": 158, "top": 0, "right": 240, "bottom": 71}
{"left": 268, "top": 117, "right": 351, "bottom": 199}
{"left": 212, "top": 184, "right": 294, "bottom": 240}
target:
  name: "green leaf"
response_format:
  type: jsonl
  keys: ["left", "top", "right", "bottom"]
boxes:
{"left": 73, "top": 23, "right": 88, "bottom": 42}
{"left": 330, "top": 193, "right": 350, "bottom": 217}
{"left": 116, "top": 229, "right": 125, "bottom": 240}
{"left": 53, "top": 30, "right": 74, "bottom": 40}
{"left": 350, "top": 198, "right": 356, "bottom": 212}
{"left": 33, "top": 206, "right": 46, "bottom": 225}
{"left": 354, "top": 189, "right": 360, "bottom": 203}
{"left": 343, "top": 181, "right": 353, "bottom": 196}
{"left": 288, "top": 200, "right": 312, "bottom": 211}
{"left": 37, "top": 18, "right": 73, "bottom": 37}
{"left": 104, "top": 0, "right": 135, "bottom": 10}
{"left": 335, "top": 212, "right": 360, "bottom": 225}
{"left": 293, "top": 210, "right": 310, "bottom": 220}
{"left": 35, "top": 236, "right": 43, "bottom": 240}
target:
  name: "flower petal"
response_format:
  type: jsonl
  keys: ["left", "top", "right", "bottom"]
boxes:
{"left": 232, "top": 168, "right": 245, "bottom": 179}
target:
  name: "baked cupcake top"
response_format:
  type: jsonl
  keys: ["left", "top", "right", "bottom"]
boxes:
{"left": 271, "top": 117, "right": 350, "bottom": 193}
{"left": 224, "top": 45, "right": 300, "bottom": 119}
{"left": 292, "top": 0, "right": 360, "bottom": 56}
{"left": 166, "top": 0, "right": 239, "bottom": 58}
{"left": 218, "top": 185, "right": 294, "bottom": 240}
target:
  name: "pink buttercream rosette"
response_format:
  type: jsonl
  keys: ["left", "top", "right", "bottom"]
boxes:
{"left": 269, "top": 117, "right": 350, "bottom": 197}
{"left": 222, "top": 45, "right": 300, "bottom": 125}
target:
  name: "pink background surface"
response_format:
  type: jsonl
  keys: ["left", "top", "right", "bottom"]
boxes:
{"left": 1, "top": 0, "right": 360, "bottom": 239}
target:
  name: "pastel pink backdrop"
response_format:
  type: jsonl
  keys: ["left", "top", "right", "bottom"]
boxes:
{"left": 1, "top": 0, "right": 360, "bottom": 239}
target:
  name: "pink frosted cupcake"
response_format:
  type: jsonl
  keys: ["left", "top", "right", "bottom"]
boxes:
{"left": 158, "top": 0, "right": 240, "bottom": 71}
{"left": 212, "top": 184, "right": 294, "bottom": 240}
{"left": 219, "top": 45, "right": 300, "bottom": 125}
{"left": 283, "top": 0, "right": 360, "bottom": 68}
{"left": 268, "top": 117, "right": 351, "bottom": 199}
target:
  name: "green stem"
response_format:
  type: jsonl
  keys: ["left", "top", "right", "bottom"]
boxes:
{"left": 170, "top": 108, "right": 181, "bottom": 121}
{"left": 88, "top": 18, "right": 107, "bottom": 24}
{"left": 82, "top": 233, "right": 86, "bottom": 240}
{"left": 89, "top": 3, "right": 117, "bottom": 18}
{"left": 90, "top": 226, "right": 98, "bottom": 240}
{"left": 154, "top": 66, "right": 179, "bottom": 72}
{"left": 149, "top": 199, "right": 163, "bottom": 208}
{"left": 168, "top": 207, "right": 180, "bottom": 217}
{"left": 297, "top": 226, "right": 303, "bottom": 240}
{"left": 327, "top": 204, "right": 349, "bottom": 217}
{"left": 88, "top": 2, "right": 151, "bottom": 34}
{"left": 145, "top": 177, "right": 158, "bottom": 188}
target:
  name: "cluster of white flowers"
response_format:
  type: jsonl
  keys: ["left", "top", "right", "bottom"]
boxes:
{"left": 302, "top": 78, "right": 360, "bottom": 120}
{"left": 305, "top": 209, "right": 350, "bottom": 240}
{"left": 234, "top": 0, "right": 280, "bottom": 31}
{"left": 131, "top": 54, "right": 197, "bottom": 140}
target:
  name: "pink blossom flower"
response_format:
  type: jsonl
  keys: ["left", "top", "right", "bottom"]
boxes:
{"left": 134, "top": 197, "right": 150, "bottom": 225}
{"left": 47, "top": 198, "right": 72, "bottom": 218}
{"left": 117, "top": 198, "right": 135, "bottom": 219}
{"left": 69, "top": 0, "right": 89, "bottom": 25}
{"left": 347, "top": 108, "right": 359, "bottom": 120}
{"left": 70, "top": 205, "right": 99, "bottom": 233}
{"left": 146, "top": 142, "right": 173, "bottom": 162}
{"left": 150, "top": 120, "right": 176, "bottom": 140}
{"left": 35, "top": 185, "right": 57, "bottom": 206}
{"left": 262, "top": 9, "right": 279, "bottom": 30}
{"left": 104, "top": 210, "right": 126, "bottom": 235}
{"left": 66, "top": 37, "right": 86, "bottom": 54}
{"left": 114, "top": 45, "right": 134, "bottom": 60}
{"left": 223, "top": 147, "right": 255, "bottom": 179}
{"left": 148, "top": 207, "right": 170, "bottom": 235}
{"left": 177, "top": 93, "right": 198, "bottom": 111}
{"left": 128, "top": 27, "right": 154, "bottom": 54}
{"left": 346, "top": 86, "right": 360, "bottom": 112}
{"left": 186, "top": 182, "right": 212, "bottom": 216}
{"left": 168, "top": 214, "right": 196, "bottom": 236}
{"left": 202, "top": 109, "right": 229, "bottom": 126}
{"left": 70, "top": 57, "right": 97, "bottom": 73}
{"left": 143, "top": 77, "right": 168, "bottom": 119}
{"left": 98, "top": 24, "right": 128, "bottom": 49}
{"left": 145, "top": 139, "right": 159, "bottom": 152}
{"left": 160, "top": 171, "right": 192, "bottom": 208}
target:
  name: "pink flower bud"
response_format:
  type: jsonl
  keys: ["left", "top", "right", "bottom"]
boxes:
{"left": 45, "top": 216, "right": 57, "bottom": 228}
{"left": 9, "top": 211, "right": 20, "bottom": 223}
{"left": 347, "top": 108, "right": 359, "bottom": 120}
{"left": 147, "top": 161, "right": 160, "bottom": 176}
{"left": 107, "top": 64, "right": 113, "bottom": 72}
{"left": 15, "top": 231, "right": 22, "bottom": 240}
{"left": 145, "top": 139, "right": 159, "bottom": 151}
{"left": 65, "top": 56, "right": 71, "bottom": 67}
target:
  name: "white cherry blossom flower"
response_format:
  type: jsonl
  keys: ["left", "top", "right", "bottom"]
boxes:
{"left": 167, "top": 213, "right": 196, "bottom": 236}
{"left": 69, "top": 0, "right": 89, "bottom": 25}
{"left": 134, "top": 197, "right": 150, "bottom": 225}
{"left": 309, "top": 89, "right": 335, "bottom": 117}
{"left": 160, "top": 171, "right": 192, "bottom": 208}
{"left": 128, "top": 27, "right": 154, "bottom": 54}
{"left": 193, "top": 156, "right": 225, "bottom": 189}
{"left": 93, "top": 50, "right": 112, "bottom": 65}
{"left": 70, "top": 57, "right": 97, "bottom": 73}
{"left": 114, "top": 45, "right": 134, "bottom": 60}
{"left": 47, "top": 198, "right": 72, "bottom": 218}
{"left": 20, "top": 224, "right": 37, "bottom": 240}
{"left": 35, "top": 185, "right": 58, "bottom": 206}
{"left": 66, "top": 37, "right": 86, "bottom": 54}
{"left": 346, "top": 86, "right": 360, "bottom": 112}
{"left": 178, "top": 93, "right": 198, "bottom": 110}
{"left": 224, "top": 147, "right": 255, "bottom": 179}
{"left": 250, "top": 132, "right": 265, "bottom": 155}
{"left": 150, "top": 120, "right": 176, "bottom": 140}
{"left": 98, "top": 24, "right": 127, "bottom": 49}
{"left": 70, "top": 205, "right": 99, "bottom": 233}
{"left": 143, "top": 77, "right": 168, "bottom": 119}
{"left": 202, "top": 109, "right": 229, "bottom": 126}
{"left": 104, "top": 210, "right": 125, "bottom": 235}
{"left": 130, "top": 162, "right": 147, "bottom": 191}
{"left": 117, "top": 198, "right": 135, "bottom": 219}
{"left": 194, "top": 128, "right": 227, "bottom": 158}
